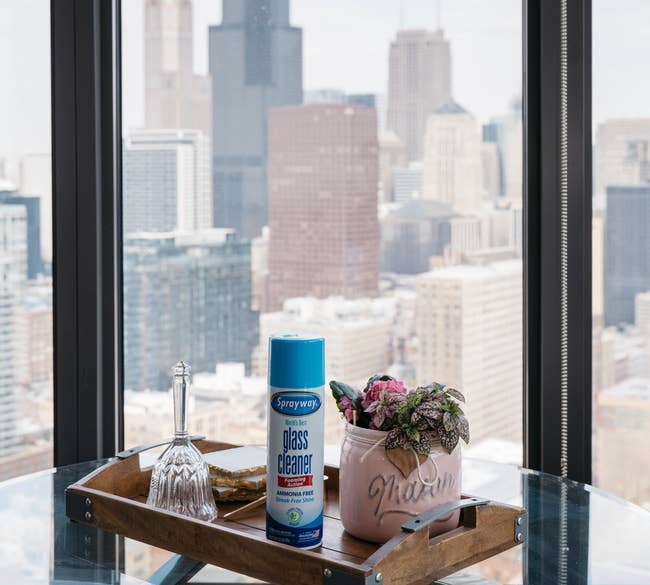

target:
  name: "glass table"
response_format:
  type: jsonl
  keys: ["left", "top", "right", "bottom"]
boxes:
{"left": 1, "top": 456, "right": 649, "bottom": 584}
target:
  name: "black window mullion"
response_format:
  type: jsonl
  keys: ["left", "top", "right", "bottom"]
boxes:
{"left": 52, "top": 0, "right": 122, "bottom": 465}
{"left": 524, "top": 0, "right": 592, "bottom": 484}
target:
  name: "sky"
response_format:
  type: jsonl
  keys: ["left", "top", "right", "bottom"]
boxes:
{"left": 2, "top": 0, "right": 650, "bottom": 173}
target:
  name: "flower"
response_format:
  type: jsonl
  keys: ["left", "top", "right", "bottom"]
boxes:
{"left": 361, "top": 379, "right": 407, "bottom": 410}
{"left": 364, "top": 390, "right": 407, "bottom": 430}
{"left": 338, "top": 395, "right": 356, "bottom": 424}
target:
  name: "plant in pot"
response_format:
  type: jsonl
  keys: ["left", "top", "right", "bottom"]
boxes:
{"left": 330, "top": 374, "right": 469, "bottom": 544}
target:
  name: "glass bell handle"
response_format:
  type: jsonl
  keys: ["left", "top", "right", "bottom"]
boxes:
{"left": 172, "top": 361, "right": 191, "bottom": 439}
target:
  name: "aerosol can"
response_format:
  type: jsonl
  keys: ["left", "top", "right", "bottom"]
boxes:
{"left": 266, "top": 333, "right": 325, "bottom": 549}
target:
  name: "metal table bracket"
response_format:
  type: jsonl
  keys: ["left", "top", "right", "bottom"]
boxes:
{"left": 401, "top": 497, "right": 490, "bottom": 533}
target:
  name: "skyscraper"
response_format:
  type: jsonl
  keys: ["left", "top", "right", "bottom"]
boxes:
{"left": 0, "top": 205, "right": 27, "bottom": 458}
{"left": 595, "top": 119, "right": 650, "bottom": 198}
{"left": 123, "top": 230, "right": 258, "bottom": 391}
{"left": 144, "top": 0, "right": 211, "bottom": 137}
{"left": 267, "top": 104, "right": 380, "bottom": 310}
{"left": 604, "top": 185, "right": 650, "bottom": 326}
{"left": 381, "top": 199, "right": 453, "bottom": 274}
{"left": 416, "top": 259, "right": 523, "bottom": 446}
{"left": 123, "top": 129, "right": 212, "bottom": 236}
{"left": 422, "top": 102, "right": 483, "bottom": 214}
{"left": 209, "top": 0, "right": 302, "bottom": 238}
{"left": 0, "top": 192, "right": 42, "bottom": 278}
{"left": 386, "top": 29, "right": 452, "bottom": 162}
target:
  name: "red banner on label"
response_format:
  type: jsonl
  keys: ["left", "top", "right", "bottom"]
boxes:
{"left": 277, "top": 474, "right": 313, "bottom": 488}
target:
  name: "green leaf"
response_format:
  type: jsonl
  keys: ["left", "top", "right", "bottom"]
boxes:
{"left": 385, "top": 428, "right": 407, "bottom": 450}
{"left": 440, "top": 428, "right": 460, "bottom": 453}
{"left": 329, "top": 380, "right": 363, "bottom": 406}
{"left": 458, "top": 415, "right": 470, "bottom": 444}
{"left": 443, "top": 411, "right": 456, "bottom": 432}
{"left": 445, "top": 387, "right": 465, "bottom": 403}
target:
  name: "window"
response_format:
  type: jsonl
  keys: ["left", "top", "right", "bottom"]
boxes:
{"left": 0, "top": 2, "right": 53, "bottom": 480}
{"left": 120, "top": 0, "right": 523, "bottom": 471}
{"left": 593, "top": 0, "right": 650, "bottom": 509}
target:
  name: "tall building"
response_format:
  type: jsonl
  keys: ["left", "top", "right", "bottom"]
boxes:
{"left": 123, "top": 230, "right": 258, "bottom": 391}
{"left": 416, "top": 259, "right": 523, "bottom": 446}
{"left": 0, "top": 192, "right": 42, "bottom": 278}
{"left": 267, "top": 104, "right": 380, "bottom": 310}
{"left": 381, "top": 199, "right": 453, "bottom": 274}
{"left": 144, "top": 0, "right": 211, "bottom": 136}
{"left": 422, "top": 102, "right": 483, "bottom": 214}
{"left": 209, "top": 0, "right": 302, "bottom": 238}
{"left": 255, "top": 296, "right": 393, "bottom": 384}
{"left": 595, "top": 119, "right": 650, "bottom": 198}
{"left": 379, "top": 129, "right": 407, "bottom": 203}
{"left": 0, "top": 256, "right": 19, "bottom": 458}
{"left": 481, "top": 142, "right": 502, "bottom": 200}
{"left": 485, "top": 98, "right": 523, "bottom": 201}
{"left": 19, "top": 153, "right": 51, "bottom": 264}
{"left": 386, "top": 29, "right": 452, "bottom": 162}
{"left": 604, "top": 185, "right": 650, "bottom": 326}
{"left": 596, "top": 378, "right": 650, "bottom": 505}
{"left": 123, "top": 129, "right": 212, "bottom": 236}
{"left": 392, "top": 161, "right": 423, "bottom": 202}
{"left": 0, "top": 205, "right": 27, "bottom": 458}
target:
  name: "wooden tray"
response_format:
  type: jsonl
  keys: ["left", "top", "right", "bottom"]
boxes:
{"left": 66, "top": 439, "right": 526, "bottom": 585}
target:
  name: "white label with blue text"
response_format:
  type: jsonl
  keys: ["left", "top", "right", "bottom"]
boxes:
{"left": 266, "top": 386, "right": 324, "bottom": 549}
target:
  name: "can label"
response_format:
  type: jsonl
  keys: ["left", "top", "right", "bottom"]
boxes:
{"left": 266, "top": 387, "right": 324, "bottom": 548}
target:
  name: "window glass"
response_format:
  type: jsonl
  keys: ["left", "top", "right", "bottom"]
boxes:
{"left": 121, "top": 0, "right": 522, "bottom": 494}
{"left": 0, "top": 2, "right": 53, "bottom": 481}
{"left": 593, "top": 0, "right": 650, "bottom": 509}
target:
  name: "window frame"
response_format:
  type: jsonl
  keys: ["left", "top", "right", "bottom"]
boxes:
{"left": 50, "top": 0, "right": 593, "bottom": 484}
{"left": 51, "top": 0, "right": 123, "bottom": 465}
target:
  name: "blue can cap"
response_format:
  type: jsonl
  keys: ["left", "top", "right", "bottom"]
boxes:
{"left": 268, "top": 333, "right": 325, "bottom": 389}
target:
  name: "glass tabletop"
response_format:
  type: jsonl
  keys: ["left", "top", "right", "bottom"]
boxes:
{"left": 1, "top": 457, "right": 649, "bottom": 585}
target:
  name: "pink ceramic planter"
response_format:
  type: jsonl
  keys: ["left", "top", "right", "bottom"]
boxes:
{"left": 339, "top": 423, "right": 462, "bottom": 544}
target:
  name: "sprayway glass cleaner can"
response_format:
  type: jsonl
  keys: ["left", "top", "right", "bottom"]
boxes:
{"left": 266, "top": 333, "right": 325, "bottom": 549}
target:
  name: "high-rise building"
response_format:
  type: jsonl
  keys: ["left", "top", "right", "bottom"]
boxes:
{"left": 392, "top": 162, "right": 423, "bottom": 202}
{"left": 123, "top": 230, "right": 258, "bottom": 391}
{"left": 15, "top": 282, "right": 52, "bottom": 386}
{"left": 422, "top": 103, "right": 483, "bottom": 214}
{"left": 144, "top": 0, "right": 211, "bottom": 136}
{"left": 267, "top": 104, "right": 380, "bottom": 310}
{"left": 0, "top": 256, "right": 19, "bottom": 458}
{"left": 0, "top": 192, "right": 42, "bottom": 278}
{"left": 485, "top": 98, "right": 523, "bottom": 201}
{"left": 209, "top": 0, "right": 302, "bottom": 238}
{"left": 386, "top": 29, "right": 452, "bottom": 162}
{"left": 251, "top": 226, "right": 270, "bottom": 313}
{"left": 304, "top": 89, "right": 375, "bottom": 109}
{"left": 379, "top": 129, "right": 407, "bottom": 203}
{"left": 416, "top": 259, "right": 523, "bottom": 446}
{"left": 595, "top": 119, "right": 650, "bottom": 198}
{"left": 19, "top": 153, "right": 51, "bottom": 264}
{"left": 596, "top": 378, "right": 650, "bottom": 505}
{"left": 381, "top": 199, "right": 453, "bottom": 274}
{"left": 481, "top": 142, "right": 502, "bottom": 200}
{"left": 604, "top": 185, "right": 650, "bottom": 326}
{"left": 0, "top": 205, "right": 27, "bottom": 458}
{"left": 255, "top": 296, "right": 393, "bottom": 384}
{"left": 123, "top": 129, "right": 212, "bottom": 236}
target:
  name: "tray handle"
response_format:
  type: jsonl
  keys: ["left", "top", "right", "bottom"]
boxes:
{"left": 115, "top": 435, "right": 205, "bottom": 459}
{"left": 401, "top": 496, "right": 490, "bottom": 533}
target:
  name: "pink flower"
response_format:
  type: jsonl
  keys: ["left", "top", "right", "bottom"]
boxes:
{"left": 361, "top": 379, "right": 407, "bottom": 410}
{"left": 338, "top": 395, "right": 356, "bottom": 424}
